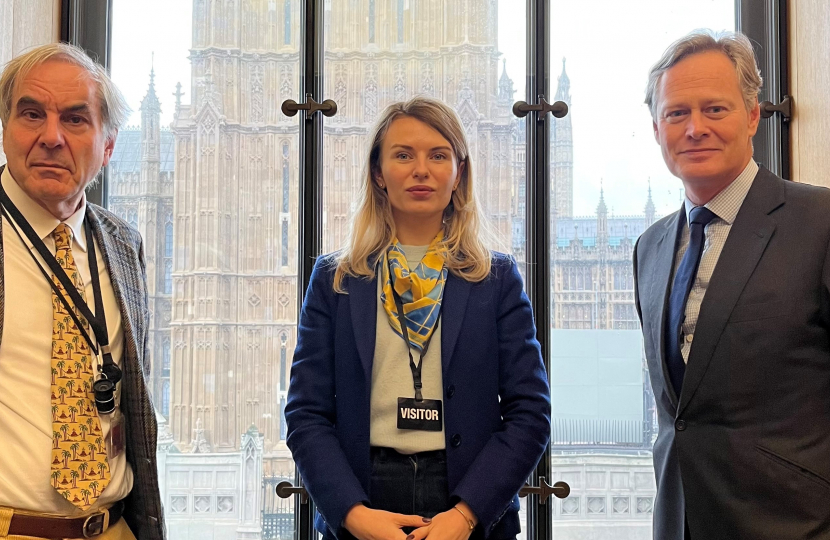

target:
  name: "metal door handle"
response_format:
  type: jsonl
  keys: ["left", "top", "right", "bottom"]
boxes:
{"left": 760, "top": 95, "right": 792, "bottom": 120}
{"left": 275, "top": 481, "right": 309, "bottom": 504}
{"left": 281, "top": 93, "right": 338, "bottom": 119}
{"left": 518, "top": 477, "right": 570, "bottom": 504}
{"left": 512, "top": 96, "right": 568, "bottom": 120}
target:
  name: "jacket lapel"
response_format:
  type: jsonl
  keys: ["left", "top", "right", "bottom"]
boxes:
{"left": 349, "top": 274, "right": 377, "bottom": 382}
{"left": 650, "top": 209, "right": 684, "bottom": 407}
{"left": 440, "top": 272, "right": 471, "bottom": 374}
{"left": 84, "top": 206, "right": 142, "bottom": 364}
{"left": 678, "top": 168, "right": 783, "bottom": 415}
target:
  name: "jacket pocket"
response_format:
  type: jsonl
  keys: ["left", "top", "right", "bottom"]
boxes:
{"left": 755, "top": 445, "right": 830, "bottom": 495}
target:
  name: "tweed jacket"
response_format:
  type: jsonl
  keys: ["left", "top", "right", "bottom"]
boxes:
{"left": 0, "top": 165, "right": 166, "bottom": 540}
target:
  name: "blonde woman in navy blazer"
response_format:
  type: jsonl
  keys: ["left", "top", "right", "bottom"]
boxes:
{"left": 285, "top": 97, "right": 550, "bottom": 540}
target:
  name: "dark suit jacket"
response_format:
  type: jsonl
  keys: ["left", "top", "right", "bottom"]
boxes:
{"left": 0, "top": 167, "right": 166, "bottom": 539}
{"left": 285, "top": 253, "right": 550, "bottom": 540}
{"left": 634, "top": 165, "right": 830, "bottom": 539}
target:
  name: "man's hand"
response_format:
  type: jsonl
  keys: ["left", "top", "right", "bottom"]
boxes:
{"left": 407, "top": 502, "right": 477, "bottom": 540}
{"left": 343, "top": 504, "right": 432, "bottom": 540}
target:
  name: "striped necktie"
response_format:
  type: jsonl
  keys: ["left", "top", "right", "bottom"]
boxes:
{"left": 665, "top": 206, "right": 717, "bottom": 397}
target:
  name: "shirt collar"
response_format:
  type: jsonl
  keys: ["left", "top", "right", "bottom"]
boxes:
{"left": 1, "top": 166, "right": 88, "bottom": 252}
{"left": 684, "top": 159, "right": 759, "bottom": 226}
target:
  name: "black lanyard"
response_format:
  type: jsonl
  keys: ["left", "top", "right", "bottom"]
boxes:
{"left": 0, "top": 182, "right": 116, "bottom": 374}
{"left": 391, "top": 287, "right": 441, "bottom": 402}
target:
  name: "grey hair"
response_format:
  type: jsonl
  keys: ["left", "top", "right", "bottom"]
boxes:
{"left": 0, "top": 42, "right": 130, "bottom": 140}
{"left": 645, "top": 30, "right": 762, "bottom": 119}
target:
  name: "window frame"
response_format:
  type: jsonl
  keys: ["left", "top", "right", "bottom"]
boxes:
{"left": 64, "top": 0, "right": 789, "bottom": 538}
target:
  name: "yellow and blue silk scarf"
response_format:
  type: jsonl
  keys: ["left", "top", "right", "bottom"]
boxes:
{"left": 380, "top": 233, "right": 448, "bottom": 352}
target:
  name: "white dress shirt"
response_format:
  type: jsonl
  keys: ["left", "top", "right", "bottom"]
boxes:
{"left": 673, "top": 159, "right": 759, "bottom": 363}
{"left": 0, "top": 167, "right": 133, "bottom": 514}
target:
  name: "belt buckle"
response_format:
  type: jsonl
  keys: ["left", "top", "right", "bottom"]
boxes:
{"left": 82, "top": 511, "right": 106, "bottom": 538}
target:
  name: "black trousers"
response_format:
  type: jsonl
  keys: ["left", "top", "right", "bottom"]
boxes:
{"left": 369, "top": 446, "right": 450, "bottom": 519}
{"left": 328, "top": 447, "right": 514, "bottom": 540}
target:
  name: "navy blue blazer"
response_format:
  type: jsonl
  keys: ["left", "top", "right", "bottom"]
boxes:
{"left": 285, "top": 252, "right": 550, "bottom": 540}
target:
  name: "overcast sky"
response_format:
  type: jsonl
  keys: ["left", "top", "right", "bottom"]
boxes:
{"left": 111, "top": 0, "right": 733, "bottom": 218}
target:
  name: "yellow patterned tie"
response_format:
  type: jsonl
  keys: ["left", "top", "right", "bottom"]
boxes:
{"left": 50, "top": 223, "right": 110, "bottom": 510}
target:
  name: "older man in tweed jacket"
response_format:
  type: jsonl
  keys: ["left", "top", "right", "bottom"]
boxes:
{"left": 0, "top": 43, "right": 165, "bottom": 539}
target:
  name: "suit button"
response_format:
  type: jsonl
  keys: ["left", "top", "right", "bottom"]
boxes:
{"left": 451, "top": 434, "right": 462, "bottom": 447}
{"left": 675, "top": 419, "right": 686, "bottom": 431}
{"left": 446, "top": 385, "right": 455, "bottom": 398}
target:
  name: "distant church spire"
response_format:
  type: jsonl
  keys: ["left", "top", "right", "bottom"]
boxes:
{"left": 140, "top": 61, "right": 161, "bottom": 165}
{"left": 498, "top": 59, "right": 515, "bottom": 106}
{"left": 555, "top": 57, "right": 570, "bottom": 102}
{"left": 597, "top": 181, "right": 609, "bottom": 247}
{"left": 141, "top": 57, "right": 161, "bottom": 115}
{"left": 597, "top": 182, "right": 608, "bottom": 216}
{"left": 645, "top": 179, "right": 656, "bottom": 227}
{"left": 551, "top": 57, "right": 573, "bottom": 218}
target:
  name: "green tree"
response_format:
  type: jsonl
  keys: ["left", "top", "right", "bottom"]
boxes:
{"left": 69, "top": 442, "right": 80, "bottom": 460}
{"left": 67, "top": 405, "right": 78, "bottom": 423}
{"left": 51, "top": 470, "right": 61, "bottom": 488}
{"left": 51, "top": 404, "right": 59, "bottom": 421}
{"left": 80, "top": 488, "right": 91, "bottom": 506}
{"left": 56, "top": 360, "right": 66, "bottom": 378}
{"left": 89, "top": 480, "right": 99, "bottom": 497}
{"left": 58, "top": 387, "right": 67, "bottom": 404}
{"left": 78, "top": 461, "right": 88, "bottom": 480}
{"left": 79, "top": 424, "right": 89, "bottom": 441}
{"left": 60, "top": 424, "right": 69, "bottom": 441}
{"left": 69, "top": 469, "right": 79, "bottom": 488}
{"left": 61, "top": 450, "right": 71, "bottom": 468}
{"left": 51, "top": 367, "right": 58, "bottom": 384}
{"left": 87, "top": 443, "right": 97, "bottom": 461}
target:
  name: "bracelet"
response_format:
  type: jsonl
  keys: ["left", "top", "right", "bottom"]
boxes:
{"left": 453, "top": 506, "right": 475, "bottom": 531}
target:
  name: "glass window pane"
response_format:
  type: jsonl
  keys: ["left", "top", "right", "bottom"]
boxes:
{"left": 548, "top": 3, "right": 733, "bottom": 538}
{"left": 111, "top": 1, "right": 299, "bottom": 537}
{"left": 322, "top": 0, "right": 527, "bottom": 264}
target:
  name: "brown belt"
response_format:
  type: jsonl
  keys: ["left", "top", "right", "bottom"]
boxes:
{"left": 7, "top": 500, "right": 124, "bottom": 539}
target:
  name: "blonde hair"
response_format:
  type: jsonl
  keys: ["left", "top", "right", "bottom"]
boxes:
{"left": 333, "top": 96, "right": 493, "bottom": 293}
{"left": 645, "top": 29, "right": 762, "bottom": 119}
{"left": 0, "top": 43, "right": 129, "bottom": 140}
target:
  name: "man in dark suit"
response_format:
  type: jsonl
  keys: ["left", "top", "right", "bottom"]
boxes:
{"left": 635, "top": 30, "right": 830, "bottom": 539}
{"left": 0, "top": 44, "right": 164, "bottom": 539}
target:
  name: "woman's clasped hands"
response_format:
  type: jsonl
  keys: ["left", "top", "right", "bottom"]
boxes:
{"left": 343, "top": 502, "right": 477, "bottom": 540}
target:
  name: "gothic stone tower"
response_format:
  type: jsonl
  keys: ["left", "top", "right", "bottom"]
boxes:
{"left": 170, "top": 0, "right": 301, "bottom": 451}
{"left": 322, "top": 0, "right": 519, "bottom": 251}
{"left": 551, "top": 58, "right": 573, "bottom": 219}
{"left": 109, "top": 69, "right": 175, "bottom": 414}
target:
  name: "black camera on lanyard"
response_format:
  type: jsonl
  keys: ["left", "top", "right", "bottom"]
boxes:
{"left": 93, "top": 351, "right": 122, "bottom": 414}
